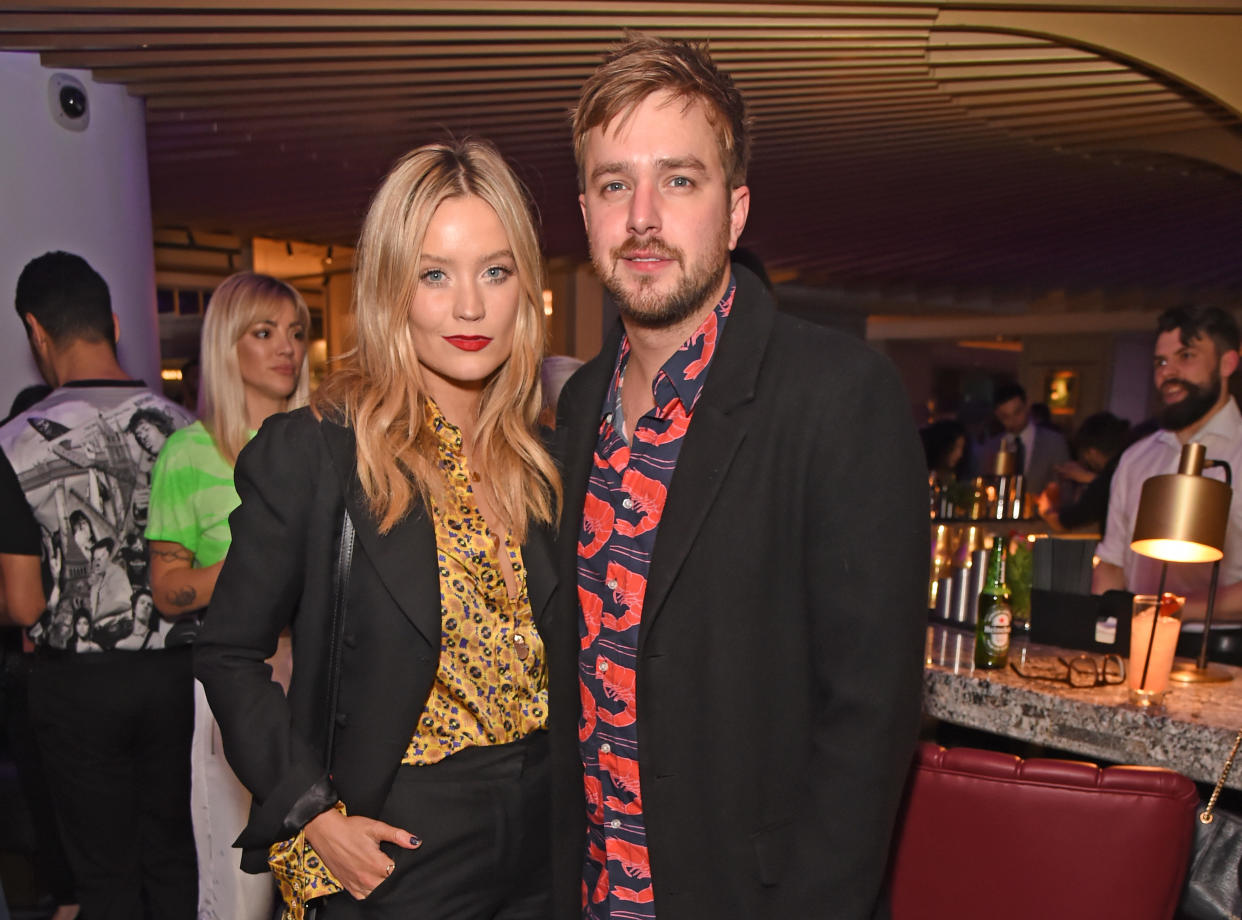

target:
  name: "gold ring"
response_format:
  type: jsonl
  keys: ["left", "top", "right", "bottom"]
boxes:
{"left": 385, "top": 862, "right": 395, "bottom": 877}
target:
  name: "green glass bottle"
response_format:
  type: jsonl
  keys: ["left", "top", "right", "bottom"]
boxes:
{"left": 974, "top": 536, "right": 1013, "bottom": 669}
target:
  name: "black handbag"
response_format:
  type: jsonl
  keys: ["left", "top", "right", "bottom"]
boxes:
{"left": 277, "top": 507, "right": 355, "bottom": 920}
{"left": 1181, "top": 728, "right": 1242, "bottom": 920}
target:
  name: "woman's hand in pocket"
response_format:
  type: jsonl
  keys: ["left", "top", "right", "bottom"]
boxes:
{"left": 305, "top": 807, "right": 422, "bottom": 899}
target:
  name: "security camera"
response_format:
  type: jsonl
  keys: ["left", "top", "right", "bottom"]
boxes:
{"left": 60, "top": 85, "right": 87, "bottom": 119}
{"left": 48, "top": 73, "right": 90, "bottom": 132}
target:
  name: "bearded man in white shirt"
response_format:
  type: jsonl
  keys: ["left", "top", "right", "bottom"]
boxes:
{"left": 1093, "top": 304, "right": 1242, "bottom": 634}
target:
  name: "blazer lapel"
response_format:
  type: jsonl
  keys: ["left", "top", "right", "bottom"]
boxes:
{"left": 523, "top": 523, "right": 558, "bottom": 629}
{"left": 638, "top": 268, "right": 775, "bottom": 648}
{"left": 318, "top": 418, "right": 442, "bottom": 647}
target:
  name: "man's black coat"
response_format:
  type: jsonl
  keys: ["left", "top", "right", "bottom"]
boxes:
{"left": 547, "top": 265, "right": 928, "bottom": 919}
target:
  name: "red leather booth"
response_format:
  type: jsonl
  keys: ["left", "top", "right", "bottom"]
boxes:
{"left": 888, "top": 741, "right": 1200, "bottom": 920}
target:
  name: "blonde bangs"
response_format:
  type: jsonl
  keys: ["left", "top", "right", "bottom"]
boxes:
{"left": 314, "top": 139, "right": 559, "bottom": 538}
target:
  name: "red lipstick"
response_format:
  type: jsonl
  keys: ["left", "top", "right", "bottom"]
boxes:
{"left": 444, "top": 335, "right": 492, "bottom": 352}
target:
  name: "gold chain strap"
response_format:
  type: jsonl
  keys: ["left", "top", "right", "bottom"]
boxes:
{"left": 1202, "top": 728, "right": 1242, "bottom": 825}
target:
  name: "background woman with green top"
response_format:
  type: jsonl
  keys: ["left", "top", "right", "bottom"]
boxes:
{"left": 146, "top": 271, "right": 311, "bottom": 920}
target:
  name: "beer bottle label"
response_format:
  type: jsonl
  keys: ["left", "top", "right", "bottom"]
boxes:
{"left": 980, "top": 609, "right": 1011, "bottom": 655}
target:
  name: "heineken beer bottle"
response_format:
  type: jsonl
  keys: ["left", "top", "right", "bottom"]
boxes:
{"left": 974, "top": 536, "right": 1012, "bottom": 669}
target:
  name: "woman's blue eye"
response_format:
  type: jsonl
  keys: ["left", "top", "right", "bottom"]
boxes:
{"left": 422, "top": 269, "right": 446, "bottom": 283}
{"left": 484, "top": 266, "right": 512, "bottom": 281}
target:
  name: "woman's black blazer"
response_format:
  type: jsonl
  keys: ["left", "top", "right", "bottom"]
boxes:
{"left": 194, "top": 408, "right": 558, "bottom": 871}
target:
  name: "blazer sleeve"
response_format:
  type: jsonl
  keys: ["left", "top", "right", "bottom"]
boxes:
{"left": 194, "top": 410, "right": 340, "bottom": 847}
{"left": 780, "top": 348, "right": 928, "bottom": 917}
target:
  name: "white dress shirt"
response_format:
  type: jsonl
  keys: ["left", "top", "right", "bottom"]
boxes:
{"left": 1096, "top": 398, "right": 1242, "bottom": 601}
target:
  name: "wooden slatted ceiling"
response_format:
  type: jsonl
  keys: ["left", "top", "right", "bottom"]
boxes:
{"left": 2, "top": 1, "right": 1242, "bottom": 306}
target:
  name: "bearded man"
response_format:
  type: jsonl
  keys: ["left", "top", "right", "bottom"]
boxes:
{"left": 1093, "top": 304, "right": 1242, "bottom": 632}
{"left": 547, "top": 33, "right": 928, "bottom": 920}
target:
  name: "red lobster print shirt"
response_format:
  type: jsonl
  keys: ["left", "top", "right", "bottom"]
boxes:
{"left": 577, "top": 278, "right": 734, "bottom": 918}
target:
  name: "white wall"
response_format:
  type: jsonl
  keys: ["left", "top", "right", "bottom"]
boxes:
{"left": 0, "top": 52, "right": 158, "bottom": 413}
{"left": 1108, "top": 331, "right": 1157, "bottom": 427}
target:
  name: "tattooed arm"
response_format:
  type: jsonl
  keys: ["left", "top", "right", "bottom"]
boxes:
{"left": 148, "top": 540, "right": 225, "bottom": 618}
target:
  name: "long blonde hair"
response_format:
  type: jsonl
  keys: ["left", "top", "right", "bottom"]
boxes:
{"left": 201, "top": 272, "right": 311, "bottom": 465}
{"left": 314, "top": 139, "right": 560, "bottom": 539}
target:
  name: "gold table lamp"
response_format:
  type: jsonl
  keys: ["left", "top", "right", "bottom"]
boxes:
{"left": 1130, "top": 442, "right": 1232, "bottom": 684}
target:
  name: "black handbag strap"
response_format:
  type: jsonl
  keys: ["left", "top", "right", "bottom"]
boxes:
{"left": 323, "top": 508, "right": 355, "bottom": 768}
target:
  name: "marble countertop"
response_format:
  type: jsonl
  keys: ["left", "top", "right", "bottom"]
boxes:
{"left": 924, "top": 622, "right": 1242, "bottom": 789}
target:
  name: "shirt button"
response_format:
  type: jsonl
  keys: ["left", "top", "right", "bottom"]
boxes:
{"left": 622, "top": 497, "right": 633, "bottom": 510}
{"left": 606, "top": 578, "right": 617, "bottom": 590}
{"left": 598, "top": 660, "right": 610, "bottom": 672}
{"left": 600, "top": 743, "right": 611, "bottom": 755}
{"left": 609, "top": 819, "right": 622, "bottom": 829}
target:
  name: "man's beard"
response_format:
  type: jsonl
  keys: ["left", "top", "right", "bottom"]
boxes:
{"left": 595, "top": 229, "right": 731, "bottom": 331}
{"left": 1158, "top": 370, "right": 1221, "bottom": 431}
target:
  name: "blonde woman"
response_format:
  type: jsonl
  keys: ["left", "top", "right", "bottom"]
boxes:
{"left": 195, "top": 140, "right": 560, "bottom": 919}
{"left": 147, "top": 272, "right": 310, "bottom": 920}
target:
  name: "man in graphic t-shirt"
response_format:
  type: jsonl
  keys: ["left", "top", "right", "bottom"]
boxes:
{"left": 0, "top": 251, "right": 196, "bottom": 918}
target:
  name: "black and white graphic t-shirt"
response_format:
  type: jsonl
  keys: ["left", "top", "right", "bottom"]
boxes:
{"left": 0, "top": 382, "right": 192, "bottom": 653}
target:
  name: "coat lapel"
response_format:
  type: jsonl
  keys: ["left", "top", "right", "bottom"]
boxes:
{"left": 637, "top": 268, "right": 775, "bottom": 647}
{"left": 318, "top": 418, "right": 442, "bottom": 647}
{"left": 523, "top": 523, "right": 558, "bottom": 629}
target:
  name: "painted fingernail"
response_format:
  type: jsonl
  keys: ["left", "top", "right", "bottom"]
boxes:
{"left": 410, "top": 835, "right": 422, "bottom": 847}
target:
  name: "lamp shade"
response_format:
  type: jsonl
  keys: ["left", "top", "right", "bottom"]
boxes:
{"left": 1130, "top": 443, "right": 1230, "bottom": 563}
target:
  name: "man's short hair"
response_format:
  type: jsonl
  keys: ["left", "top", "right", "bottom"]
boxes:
{"left": 993, "top": 382, "right": 1027, "bottom": 408}
{"left": 91, "top": 536, "right": 116, "bottom": 557}
{"left": 15, "top": 252, "right": 114, "bottom": 348}
{"left": 1156, "top": 304, "right": 1241, "bottom": 360}
{"left": 571, "top": 32, "right": 751, "bottom": 193}
{"left": 1073, "top": 412, "right": 1131, "bottom": 459}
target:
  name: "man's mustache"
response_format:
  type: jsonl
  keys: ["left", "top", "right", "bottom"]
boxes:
{"left": 612, "top": 238, "right": 683, "bottom": 263}
{"left": 1161, "top": 377, "right": 1199, "bottom": 396}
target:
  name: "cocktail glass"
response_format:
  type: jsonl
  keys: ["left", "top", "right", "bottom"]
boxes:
{"left": 1128, "top": 593, "right": 1184, "bottom": 706}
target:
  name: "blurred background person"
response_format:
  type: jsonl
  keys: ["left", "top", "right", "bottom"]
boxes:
{"left": 146, "top": 272, "right": 310, "bottom": 920}
{"left": 537, "top": 354, "right": 583, "bottom": 429}
{"left": 1094, "top": 304, "right": 1242, "bottom": 632}
{"left": 195, "top": 140, "right": 560, "bottom": 919}
{"left": 1036, "top": 411, "right": 1130, "bottom": 533}
{"left": 920, "top": 418, "right": 968, "bottom": 487}
{"left": 0, "top": 251, "right": 196, "bottom": 918}
{"left": 979, "top": 383, "right": 1070, "bottom": 493}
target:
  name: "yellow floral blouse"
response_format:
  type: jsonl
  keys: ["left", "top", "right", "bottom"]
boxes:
{"left": 268, "top": 404, "right": 548, "bottom": 917}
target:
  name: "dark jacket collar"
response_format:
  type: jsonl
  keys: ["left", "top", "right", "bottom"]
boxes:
{"left": 572, "top": 263, "right": 775, "bottom": 425}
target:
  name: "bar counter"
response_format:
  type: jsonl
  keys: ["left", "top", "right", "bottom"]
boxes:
{"left": 923, "top": 622, "right": 1242, "bottom": 789}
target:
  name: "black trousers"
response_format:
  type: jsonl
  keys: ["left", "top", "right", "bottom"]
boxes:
{"left": 2, "top": 650, "right": 77, "bottom": 906}
{"left": 319, "top": 731, "right": 551, "bottom": 920}
{"left": 27, "top": 647, "right": 197, "bottom": 920}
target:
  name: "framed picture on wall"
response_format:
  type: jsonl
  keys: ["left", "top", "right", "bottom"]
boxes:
{"left": 1045, "top": 369, "right": 1078, "bottom": 415}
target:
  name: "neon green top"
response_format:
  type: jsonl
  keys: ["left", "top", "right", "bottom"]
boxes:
{"left": 145, "top": 420, "right": 250, "bottom": 567}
